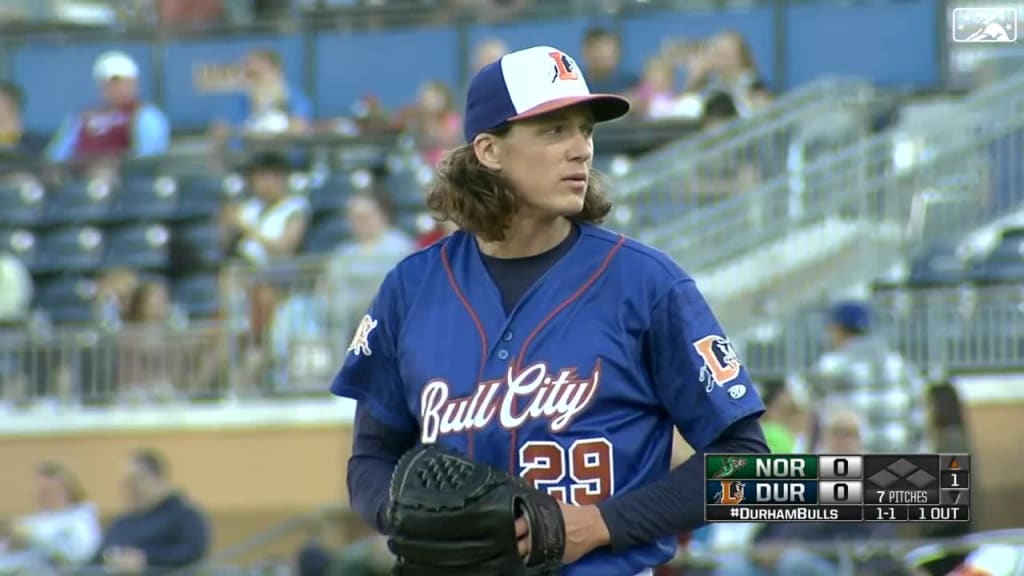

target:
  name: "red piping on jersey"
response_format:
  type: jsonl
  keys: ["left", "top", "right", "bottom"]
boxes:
{"left": 441, "top": 242, "right": 489, "bottom": 458}
{"left": 508, "top": 234, "right": 627, "bottom": 474}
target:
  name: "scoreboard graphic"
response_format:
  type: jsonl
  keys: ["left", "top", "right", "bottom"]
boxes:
{"left": 705, "top": 454, "right": 971, "bottom": 523}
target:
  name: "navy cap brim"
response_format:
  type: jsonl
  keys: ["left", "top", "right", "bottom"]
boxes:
{"left": 507, "top": 94, "right": 631, "bottom": 124}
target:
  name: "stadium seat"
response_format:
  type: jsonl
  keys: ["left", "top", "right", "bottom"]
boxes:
{"left": 0, "top": 179, "right": 46, "bottom": 226}
{"left": 172, "top": 273, "right": 220, "bottom": 318}
{"left": 102, "top": 223, "right": 171, "bottom": 270}
{"left": 47, "top": 178, "right": 115, "bottom": 224}
{"left": 385, "top": 165, "right": 431, "bottom": 211}
{"left": 33, "top": 276, "right": 98, "bottom": 325}
{"left": 907, "top": 243, "right": 972, "bottom": 287}
{"left": 33, "top": 226, "right": 105, "bottom": 273}
{"left": 974, "top": 229, "right": 1024, "bottom": 284}
{"left": 111, "top": 175, "right": 181, "bottom": 221}
{"left": 175, "top": 174, "right": 229, "bottom": 219}
{"left": 172, "top": 218, "right": 224, "bottom": 270}
{"left": 0, "top": 228, "right": 38, "bottom": 268}
{"left": 308, "top": 170, "right": 363, "bottom": 212}
{"left": 305, "top": 213, "right": 351, "bottom": 254}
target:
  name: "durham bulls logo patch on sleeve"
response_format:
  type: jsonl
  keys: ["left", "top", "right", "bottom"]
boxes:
{"left": 693, "top": 334, "right": 741, "bottom": 392}
{"left": 347, "top": 314, "right": 378, "bottom": 357}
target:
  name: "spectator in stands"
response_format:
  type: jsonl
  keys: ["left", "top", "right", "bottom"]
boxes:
{"left": 222, "top": 151, "right": 311, "bottom": 268}
{"left": 471, "top": 38, "right": 508, "bottom": 74}
{"left": 808, "top": 300, "right": 929, "bottom": 454}
{"left": 631, "top": 56, "right": 683, "bottom": 120}
{"left": 92, "top": 448, "right": 209, "bottom": 573}
{"left": 757, "top": 378, "right": 804, "bottom": 454}
{"left": 0, "top": 81, "right": 44, "bottom": 159}
{"left": 581, "top": 27, "right": 638, "bottom": 95}
{"left": 94, "top": 268, "right": 140, "bottom": 326}
{"left": 118, "top": 279, "right": 188, "bottom": 403}
{"left": 920, "top": 380, "right": 972, "bottom": 541}
{"left": 401, "top": 80, "right": 462, "bottom": 167}
{"left": 210, "top": 48, "right": 312, "bottom": 150}
{"left": 0, "top": 461, "right": 101, "bottom": 574}
{"left": 685, "top": 31, "right": 772, "bottom": 118}
{"left": 325, "top": 191, "right": 414, "bottom": 332}
{"left": 46, "top": 51, "right": 170, "bottom": 164}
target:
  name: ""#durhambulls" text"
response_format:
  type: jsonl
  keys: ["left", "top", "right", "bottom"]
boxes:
{"left": 419, "top": 361, "right": 601, "bottom": 444}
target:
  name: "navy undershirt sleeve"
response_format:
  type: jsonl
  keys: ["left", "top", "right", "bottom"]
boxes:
{"left": 348, "top": 403, "right": 417, "bottom": 534}
{"left": 596, "top": 415, "right": 770, "bottom": 552}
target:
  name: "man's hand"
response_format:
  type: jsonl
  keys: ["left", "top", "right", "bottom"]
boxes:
{"left": 516, "top": 502, "right": 611, "bottom": 565}
{"left": 103, "top": 546, "right": 147, "bottom": 573}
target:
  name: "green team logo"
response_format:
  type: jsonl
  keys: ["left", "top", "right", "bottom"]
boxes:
{"left": 712, "top": 456, "right": 748, "bottom": 479}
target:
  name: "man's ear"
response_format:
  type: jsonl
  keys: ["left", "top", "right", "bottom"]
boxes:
{"left": 472, "top": 133, "right": 502, "bottom": 171}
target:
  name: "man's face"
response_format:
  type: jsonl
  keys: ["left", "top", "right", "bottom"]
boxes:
{"left": 0, "top": 91, "right": 20, "bottom": 128}
{"left": 480, "top": 106, "right": 595, "bottom": 221}
{"left": 102, "top": 77, "right": 137, "bottom": 106}
{"left": 347, "top": 196, "right": 385, "bottom": 242}
{"left": 584, "top": 37, "right": 620, "bottom": 76}
{"left": 822, "top": 415, "right": 863, "bottom": 453}
{"left": 35, "top": 472, "right": 67, "bottom": 510}
{"left": 249, "top": 169, "right": 286, "bottom": 202}
{"left": 245, "top": 55, "right": 279, "bottom": 87}
{"left": 121, "top": 459, "right": 150, "bottom": 508}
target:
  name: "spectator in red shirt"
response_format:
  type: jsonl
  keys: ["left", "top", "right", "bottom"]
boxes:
{"left": 45, "top": 52, "right": 170, "bottom": 164}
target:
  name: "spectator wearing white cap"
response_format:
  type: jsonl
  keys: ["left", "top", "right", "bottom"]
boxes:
{"left": 45, "top": 51, "right": 170, "bottom": 164}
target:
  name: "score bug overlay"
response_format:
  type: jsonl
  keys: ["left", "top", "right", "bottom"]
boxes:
{"left": 705, "top": 454, "right": 971, "bottom": 523}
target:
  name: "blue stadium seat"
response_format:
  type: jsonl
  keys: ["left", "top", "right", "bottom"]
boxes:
{"left": 172, "top": 218, "right": 224, "bottom": 269}
{"left": 305, "top": 213, "right": 351, "bottom": 254}
{"left": 0, "top": 179, "right": 46, "bottom": 226}
{"left": 47, "top": 178, "right": 115, "bottom": 224}
{"left": 172, "top": 273, "right": 220, "bottom": 318}
{"left": 33, "top": 226, "right": 104, "bottom": 273}
{"left": 33, "top": 276, "right": 98, "bottom": 325}
{"left": 111, "top": 175, "right": 181, "bottom": 221}
{"left": 974, "top": 230, "right": 1024, "bottom": 284}
{"left": 176, "top": 174, "right": 229, "bottom": 219}
{"left": 102, "top": 223, "right": 171, "bottom": 270}
{"left": 908, "top": 243, "right": 971, "bottom": 287}
{"left": 0, "top": 228, "right": 38, "bottom": 269}
{"left": 386, "top": 165, "right": 431, "bottom": 211}
{"left": 308, "top": 170, "right": 361, "bottom": 212}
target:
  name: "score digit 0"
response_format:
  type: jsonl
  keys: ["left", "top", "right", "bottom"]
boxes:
{"left": 820, "top": 456, "right": 864, "bottom": 480}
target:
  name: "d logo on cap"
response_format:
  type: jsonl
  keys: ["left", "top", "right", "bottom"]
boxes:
{"left": 549, "top": 52, "right": 579, "bottom": 83}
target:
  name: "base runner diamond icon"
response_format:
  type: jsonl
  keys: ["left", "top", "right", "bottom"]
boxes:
{"left": 952, "top": 7, "right": 1018, "bottom": 43}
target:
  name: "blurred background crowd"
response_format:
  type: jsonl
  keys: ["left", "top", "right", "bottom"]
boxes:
{"left": 0, "top": 0, "right": 1022, "bottom": 575}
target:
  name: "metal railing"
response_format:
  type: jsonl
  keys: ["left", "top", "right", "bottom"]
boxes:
{"left": 636, "top": 69, "right": 1024, "bottom": 280}
{"left": 610, "top": 78, "right": 883, "bottom": 240}
{"left": 741, "top": 285, "right": 1024, "bottom": 379}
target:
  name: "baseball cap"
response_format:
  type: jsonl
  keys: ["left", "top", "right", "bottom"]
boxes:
{"left": 93, "top": 51, "right": 139, "bottom": 82}
{"left": 463, "top": 45, "right": 631, "bottom": 143}
{"left": 829, "top": 301, "right": 872, "bottom": 333}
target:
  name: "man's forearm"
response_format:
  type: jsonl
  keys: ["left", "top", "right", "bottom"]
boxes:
{"left": 596, "top": 416, "right": 770, "bottom": 551}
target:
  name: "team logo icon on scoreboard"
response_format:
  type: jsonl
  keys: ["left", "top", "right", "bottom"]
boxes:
{"left": 952, "top": 6, "right": 1017, "bottom": 43}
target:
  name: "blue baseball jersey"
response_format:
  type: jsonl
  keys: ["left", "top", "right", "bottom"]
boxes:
{"left": 331, "top": 223, "right": 764, "bottom": 576}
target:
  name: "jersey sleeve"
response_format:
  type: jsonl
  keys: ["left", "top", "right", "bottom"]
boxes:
{"left": 645, "top": 278, "right": 765, "bottom": 451}
{"left": 329, "top": 269, "right": 418, "bottom": 434}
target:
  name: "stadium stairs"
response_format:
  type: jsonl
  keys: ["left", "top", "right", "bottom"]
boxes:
{"left": 618, "top": 69, "right": 1024, "bottom": 342}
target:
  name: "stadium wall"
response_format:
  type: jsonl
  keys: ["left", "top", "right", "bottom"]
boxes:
{"left": 0, "top": 387, "right": 1019, "bottom": 557}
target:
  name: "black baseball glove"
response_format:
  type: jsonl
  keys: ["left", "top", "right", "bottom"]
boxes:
{"left": 386, "top": 444, "right": 566, "bottom": 576}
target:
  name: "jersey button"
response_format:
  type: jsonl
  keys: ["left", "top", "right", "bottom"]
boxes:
{"left": 497, "top": 349, "right": 510, "bottom": 360}
{"left": 502, "top": 331, "right": 513, "bottom": 342}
